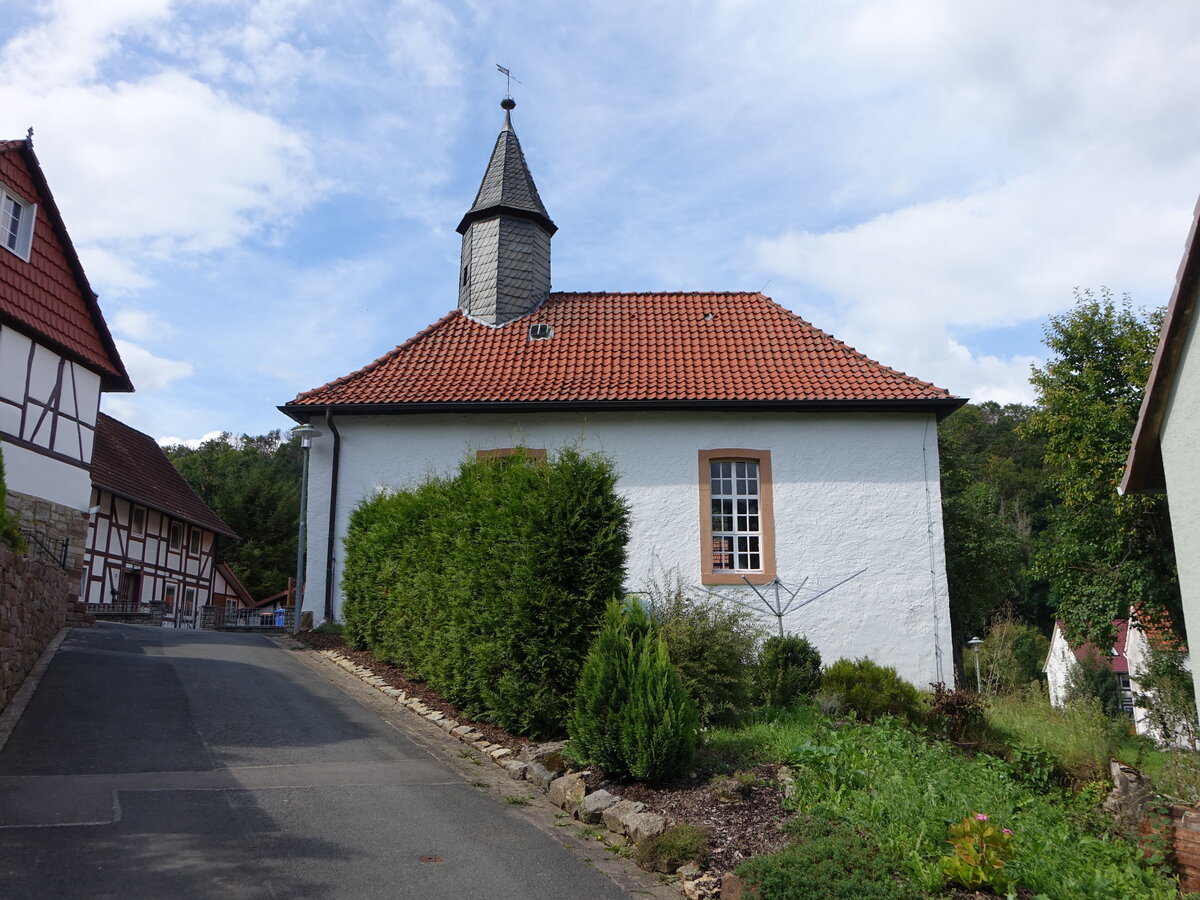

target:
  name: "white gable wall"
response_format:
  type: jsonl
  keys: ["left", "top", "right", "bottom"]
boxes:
{"left": 0, "top": 323, "right": 103, "bottom": 511}
{"left": 302, "top": 409, "right": 952, "bottom": 688}
{"left": 1159, "top": 287, "right": 1200, "bottom": 710}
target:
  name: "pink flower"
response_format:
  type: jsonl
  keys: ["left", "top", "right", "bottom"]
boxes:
{"left": 1003, "top": 828, "right": 1013, "bottom": 835}
{"left": 975, "top": 814, "right": 989, "bottom": 821}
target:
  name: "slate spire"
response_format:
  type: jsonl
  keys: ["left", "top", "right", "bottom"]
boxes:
{"left": 456, "top": 99, "right": 556, "bottom": 325}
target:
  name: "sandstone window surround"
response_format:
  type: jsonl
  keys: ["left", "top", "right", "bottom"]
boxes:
{"left": 698, "top": 449, "right": 776, "bottom": 585}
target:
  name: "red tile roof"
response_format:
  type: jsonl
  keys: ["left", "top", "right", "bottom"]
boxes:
{"left": 286, "top": 292, "right": 958, "bottom": 410}
{"left": 0, "top": 140, "right": 131, "bottom": 391}
{"left": 91, "top": 414, "right": 237, "bottom": 538}
{"left": 1057, "top": 618, "right": 1130, "bottom": 673}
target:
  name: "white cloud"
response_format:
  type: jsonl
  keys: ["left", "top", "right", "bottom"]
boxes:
{"left": 156, "top": 429, "right": 224, "bottom": 449}
{"left": 111, "top": 308, "right": 170, "bottom": 342}
{"left": 114, "top": 339, "right": 193, "bottom": 391}
{"left": 0, "top": 0, "right": 321, "bottom": 294}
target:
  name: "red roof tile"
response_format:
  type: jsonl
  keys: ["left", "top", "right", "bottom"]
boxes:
{"left": 1058, "top": 618, "right": 1131, "bottom": 674}
{"left": 0, "top": 140, "right": 131, "bottom": 391}
{"left": 287, "top": 292, "right": 958, "bottom": 409}
{"left": 91, "top": 414, "right": 237, "bottom": 538}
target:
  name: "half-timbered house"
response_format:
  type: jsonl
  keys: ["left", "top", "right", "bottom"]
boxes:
{"left": 84, "top": 413, "right": 246, "bottom": 629}
{"left": 0, "top": 135, "right": 132, "bottom": 587}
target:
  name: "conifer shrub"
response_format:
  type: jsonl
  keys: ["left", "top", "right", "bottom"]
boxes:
{"left": 620, "top": 635, "right": 700, "bottom": 782}
{"left": 755, "top": 634, "right": 822, "bottom": 708}
{"left": 570, "top": 598, "right": 699, "bottom": 782}
{"left": 340, "top": 447, "right": 629, "bottom": 737}
{"left": 821, "top": 657, "right": 922, "bottom": 724}
{"left": 569, "top": 600, "right": 649, "bottom": 773}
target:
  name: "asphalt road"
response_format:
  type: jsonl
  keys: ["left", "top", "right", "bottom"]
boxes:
{"left": 0, "top": 624, "right": 668, "bottom": 899}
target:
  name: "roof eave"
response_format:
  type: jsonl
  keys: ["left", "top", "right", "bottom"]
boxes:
{"left": 280, "top": 396, "right": 967, "bottom": 423}
{"left": 455, "top": 204, "right": 558, "bottom": 236}
{"left": 13, "top": 142, "right": 133, "bottom": 392}
{"left": 1122, "top": 193, "right": 1200, "bottom": 495}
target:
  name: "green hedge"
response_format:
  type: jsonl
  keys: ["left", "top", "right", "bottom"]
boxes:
{"left": 341, "top": 447, "right": 629, "bottom": 737}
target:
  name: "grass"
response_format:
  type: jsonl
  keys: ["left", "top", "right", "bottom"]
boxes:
{"left": 505, "top": 794, "right": 533, "bottom": 807}
{"left": 982, "top": 683, "right": 1121, "bottom": 783}
{"left": 703, "top": 704, "right": 1177, "bottom": 900}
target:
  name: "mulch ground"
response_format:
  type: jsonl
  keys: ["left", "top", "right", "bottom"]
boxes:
{"left": 296, "top": 632, "right": 790, "bottom": 878}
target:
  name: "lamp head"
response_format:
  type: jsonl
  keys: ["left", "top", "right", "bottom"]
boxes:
{"left": 290, "top": 423, "right": 323, "bottom": 449}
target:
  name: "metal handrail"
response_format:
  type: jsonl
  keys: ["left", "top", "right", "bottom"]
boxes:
{"left": 20, "top": 529, "right": 68, "bottom": 570}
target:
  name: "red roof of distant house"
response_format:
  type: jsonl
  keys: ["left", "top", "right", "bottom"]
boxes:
{"left": 285, "top": 292, "right": 960, "bottom": 412}
{"left": 0, "top": 139, "right": 131, "bottom": 391}
{"left": 1058, "top": 619, "right": 1131, "bottom": 674}
{"left": 91, "top": 414, "right": 237, "bottom": 538}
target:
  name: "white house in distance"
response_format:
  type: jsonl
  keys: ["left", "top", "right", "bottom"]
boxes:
{"left": 1045, "top": 617, "right": 1191, "bottom": 744}
{"left": 84, "top": 413, "right": 250, "bottom": 629}
{"left": 1123, "top": 193, "right": 1200, "bottom": 713}
{"left": 281, "top": 100, "right": 965, "bottom": 688}
{"left": 0, "top": 135, "right": 132, "bottom": 586}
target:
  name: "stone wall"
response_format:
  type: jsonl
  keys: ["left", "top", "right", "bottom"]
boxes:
{"left": 6, "top": 489, "right": 90, "bottom": 591}
{"left": 0, "top": 542, "right": 93, "bottom": 713}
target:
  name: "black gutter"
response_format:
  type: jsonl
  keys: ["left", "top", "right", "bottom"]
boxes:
{"left": 280, "top": 396, "right": 967, "bottom": 423}
{"left": 323, "top": 408, "right": 341, "bottom": 623}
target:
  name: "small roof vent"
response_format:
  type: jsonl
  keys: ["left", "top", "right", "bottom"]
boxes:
{"left": 528, "top": 323, "right": 553, "bottom": 340}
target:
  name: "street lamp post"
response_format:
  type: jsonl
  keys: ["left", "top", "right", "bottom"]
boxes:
{"left": 290, "top": 423, "right": 322, "bottom": 635}
{"left": 967, "top": 636, "right": 984, "bottom": 694}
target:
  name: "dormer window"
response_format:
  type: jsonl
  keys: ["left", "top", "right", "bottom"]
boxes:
{"left": 528, "top": 323, "right": 553, "bottom": 340}
{"left": 1, "top": 185, "right": 35, "bottom": 262}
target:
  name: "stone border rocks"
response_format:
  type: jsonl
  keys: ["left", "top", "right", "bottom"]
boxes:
{"left": 310, "top": 646, "right": 713, "bottom": 894}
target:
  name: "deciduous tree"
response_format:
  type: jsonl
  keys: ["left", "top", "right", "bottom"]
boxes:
{"left": 1023, "top": 289, "right": 1180, "bottom": 647}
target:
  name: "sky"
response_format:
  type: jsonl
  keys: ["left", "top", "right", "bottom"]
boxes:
{"left": 3, "top": 0, "right": 1200, "bottom": 445}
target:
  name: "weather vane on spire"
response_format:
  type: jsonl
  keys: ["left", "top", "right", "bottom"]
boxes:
{"left": 495, "top": 64, "right": 521, "bottom": 99}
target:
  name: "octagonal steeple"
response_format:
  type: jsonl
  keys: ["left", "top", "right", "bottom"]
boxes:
{"left": 456, "top": 99, "right": 556, "bottom": 326}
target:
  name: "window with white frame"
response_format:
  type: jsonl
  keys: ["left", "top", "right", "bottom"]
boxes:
{"left": 698, "top": 449, "right": 776, "bottom": 585}
{"left": 1, "top": 185, "right": 35, "bottom": 261}
{"left": 710, "top": 460, "right": 762, "bottom": 571}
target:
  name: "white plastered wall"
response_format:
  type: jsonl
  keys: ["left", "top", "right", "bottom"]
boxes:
{"left": 301, "top": 410, "right": 953, "bottom": 688}
{"left": 1160, "top": 290, "right": 1200, "bottom": 713}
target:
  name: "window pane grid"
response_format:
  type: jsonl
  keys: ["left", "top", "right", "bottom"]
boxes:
{"left": 710, "top": 460, "right": 762, "bottom": 572}
{"left": 2, "top": 195, "right": 20, "bottom": 250}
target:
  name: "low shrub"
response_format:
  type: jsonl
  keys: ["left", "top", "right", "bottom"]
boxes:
{"left": 735, "top": 815, "right": 922, "bottom": 900}
{"left": 569, "top": 599, "right": 698, "bottom": 783}
{"left": 0, "top": 446, "right": 26, "bottom": 552}
{"left": 938, "top": 812, "right": 1016, "bottom": 896}
{"left": 821, "top": 657, "right": 922, "bottom": 724}
{"left": 648, "top": 574, "right": 765, "bottom": 725}
{"left": 755, "top": 634, "right": 822, "bottom": 709}
{"left": 926, "top": 682, "right": 985, "bottom": 744}
{"left": 634, "top": 823, "right": 709, "bottom": 872}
